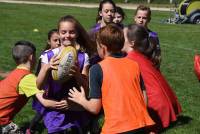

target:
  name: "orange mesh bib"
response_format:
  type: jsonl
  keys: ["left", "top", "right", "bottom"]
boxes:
{"left": 0, "top": 69, "right": 30, "bottom": 125}
{"left": 99, "top": 57, "right": 154, "bottom": 134}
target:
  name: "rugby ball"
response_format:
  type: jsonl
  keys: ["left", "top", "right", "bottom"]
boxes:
{"left": 52, "top": 46, "right": 77, "bottom": 82}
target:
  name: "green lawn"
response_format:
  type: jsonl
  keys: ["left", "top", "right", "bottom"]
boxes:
{"left": 0, "top": 2, "right": 200, "bottom": 134}
{"left": 19, "top": 0, "right": 184, "bottom": 4}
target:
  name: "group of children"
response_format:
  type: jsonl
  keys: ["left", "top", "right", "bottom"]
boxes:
{"left": 0, "top": 0, "right": 182, "bottom": 134}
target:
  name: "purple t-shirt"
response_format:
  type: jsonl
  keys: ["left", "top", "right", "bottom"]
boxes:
{"left": 33, "top": 49, "right": 90, "bottom": 133}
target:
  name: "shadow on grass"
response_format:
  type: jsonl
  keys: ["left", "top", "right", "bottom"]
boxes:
{"left": 162, "top": 115, "right": 193, "bottom": 133}
{"left": 20, "top": 121, "right": 46, "bottom": 134}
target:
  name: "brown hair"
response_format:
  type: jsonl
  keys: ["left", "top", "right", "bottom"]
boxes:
{"left": 126, "top": 24, "right": 153, "bottom": 58}
{"left": 12, "top": 40, "right": 36, "bottom": 65}
{"left": 58, "top": 15, "right": 94, "bottom": 56}
{"left": 96, "top": 0, "right": 116, "bottom": 23}
{"left": 44, "top": 29, "right": 58, "bottom": 50}
{"left": 96, "top": 24, "right": 124, "bottom": 53}
{"left": 115, "top": 6, "right": 125, "bottom": 20}
{"left": 126, "top": 24, "right": 161, "bottom": 68}
{"left": 135, "top": 5, "right": 151, "bottom": 21}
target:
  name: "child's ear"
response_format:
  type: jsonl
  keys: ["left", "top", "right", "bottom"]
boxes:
{"left": 130, "top": 41, "right": 135, "bottom": 47}
{"left": 29, "top": 54, "right": 33, "bottom": 61}
{"left": 47, "top": 40, "right": 50, "bottom": 46}
{"left": 134, "top": 16, "right": 137, "bottom": 23}
{"left": 29, "top": 54, "right": 35, "bottom": 62}
{"left": 99, "top": 11, "right": 102, "bottom": 17}
{"left": 101, "top": 44, "right": 107, "bottom": 56}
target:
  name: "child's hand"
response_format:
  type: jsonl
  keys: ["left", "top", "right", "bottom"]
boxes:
{"left": 49, "top": 55, "right": 60, "bottom": 70}
{"left": 69, "top": 64, "right": 81, "bottom": 78}
{"left": 68, "top": 87, "right": 86, "bottom": 105}
{"left": 55, "top": 99, "right": 69, "bottom": 110}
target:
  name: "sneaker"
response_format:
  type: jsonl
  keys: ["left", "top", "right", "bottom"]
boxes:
{"left": 2, "top": 122, "right": 19, "bottom": 134}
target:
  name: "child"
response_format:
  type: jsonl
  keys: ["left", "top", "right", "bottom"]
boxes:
{"left": 134, "top": 5, "right": 161, "bottom": 69}
{"left": 89, "top": 0, "right": 116, "bottom": 42}
{"left": 68, "top": 24, "right": 155, "bottom": 134}
{"left": 27, "top": 29, "right": 60, "bottom": 134}
{"left": 36, "top": 29, "right": 60, "bottom": 76}
{"left": 0, "top": 40, "right": 67, "bottom": 134}
{"left": 37, "top": 15, "right": 93, "bottom": 134}
{"left": 123, "top": 24, "right": 182, "bottom": 133}
{"left": 113, "top": 6, "right": 125, "bottom": 29}
{"left": 89, "top": 0, "right": 116, "bottom": 67}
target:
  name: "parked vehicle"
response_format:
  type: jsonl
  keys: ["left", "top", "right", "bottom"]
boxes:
{"left": 166, "top": 0, "right": 200, "bottom": 24}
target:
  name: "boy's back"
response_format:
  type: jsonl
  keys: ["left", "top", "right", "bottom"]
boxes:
{"left": 0, "top": 68, "right": 30, "bottom": 125}
{"left": 68, "top": 24, "right": 154, "bottom": 134}
{"left": 99, "top": 56, "right": 154, "bottom": 133}
{"left": 0, "top": 41, "right": 68, "bottom": 133}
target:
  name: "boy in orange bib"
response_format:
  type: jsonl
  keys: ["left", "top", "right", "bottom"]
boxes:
{"left": 0, "top": 41, "right": 67, "bottom": 133}
{"left": 68, "top": 24, "right": 154, "bottom": 134}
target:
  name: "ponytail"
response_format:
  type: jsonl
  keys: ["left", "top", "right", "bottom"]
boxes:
{"left": 133, "top": 37, "right": 153, "bottom": 58}
{"left": 149, "top": 37, "right": 161, "bottom": 69}
{"left": 127, "top": 24, "right": 161, "bottom": 69}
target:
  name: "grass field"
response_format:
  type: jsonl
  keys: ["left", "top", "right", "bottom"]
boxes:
{"left": 19, "top": 0, "right": 184, "bottom": 4}
{"left": 0, "top": 2, "right": 200, "bottom": 134}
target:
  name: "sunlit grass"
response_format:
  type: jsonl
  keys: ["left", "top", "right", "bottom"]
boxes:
{"left": 0, "top": 2, "right": 200, "bottom": 134}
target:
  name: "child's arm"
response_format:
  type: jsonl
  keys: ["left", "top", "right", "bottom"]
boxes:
{"left": 69, "top": 64, "right": 89, "bottom": 94}
{"left": 36, "top": 63, "right": 50, "bottom": 89}
{"left": 68, "top": 87, "right": 101, "bottom": 114}
{"left": 80, "top": 65, "right": 90, "bottom": 95}
{"left": 35, "top": 92, "right": 69, "bottom": 110}
{"left": 18, "top": 73, "right": 68, "bottom": 110}
{"left": 73, "top": 53, "right": 90, "bottom": 94}
{"left": 36, "top": 55, "right": 59, "bottom": 89}
{"left": 80, "top": 64, "right": 89, "bottom": 87}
